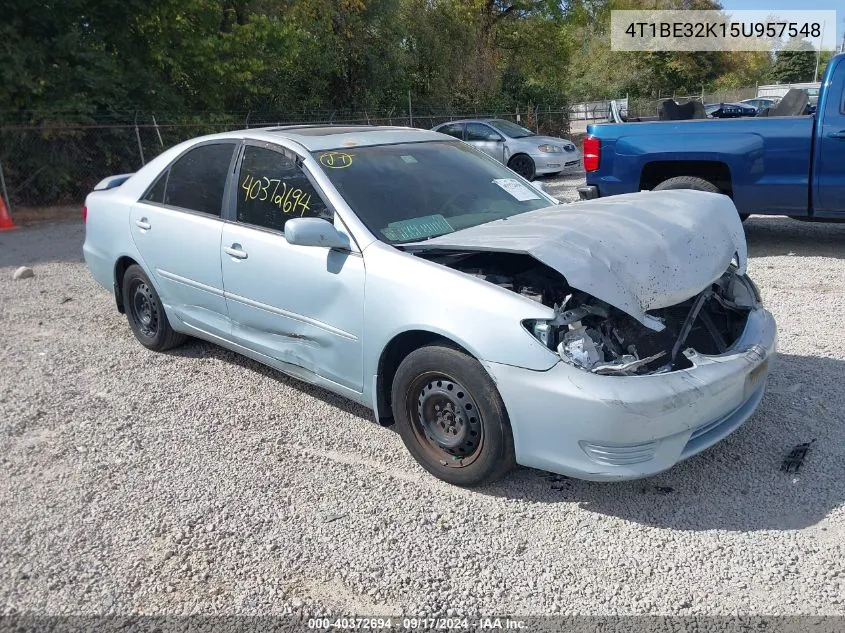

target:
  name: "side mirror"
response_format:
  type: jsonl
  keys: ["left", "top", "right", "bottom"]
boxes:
{"left": 285, "top": 217, "right": 350, "bottom": 250}
{"left": 487, "top": 134, "right": 503, "bottom": 142}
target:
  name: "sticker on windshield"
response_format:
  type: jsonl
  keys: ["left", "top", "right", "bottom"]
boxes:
{"left": 381, "top": 214, "right": 453, "bottom": 242}
{"left": 492, "top": 178, "right": 541, "bottom": 201}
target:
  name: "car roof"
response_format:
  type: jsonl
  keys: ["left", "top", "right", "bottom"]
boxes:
{"left": 434, "top": 118, "right": 507, "bottom": 126}
{"left": 204, "top": 125, "right": 447, "bottom": 152}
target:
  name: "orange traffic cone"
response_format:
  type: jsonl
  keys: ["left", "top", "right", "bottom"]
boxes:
{"left": 0, "top": 195, "right": 17, "bottom": 231}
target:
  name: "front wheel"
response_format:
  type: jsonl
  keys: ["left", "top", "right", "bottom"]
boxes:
{"left": 507, "top": 154, "right": 536, "bottom": 181}
{"left": 391, "top": 345, "right": 515, "bottom": 487}
{"left": 122, "top": 264, "right": 186, "bottom": 351}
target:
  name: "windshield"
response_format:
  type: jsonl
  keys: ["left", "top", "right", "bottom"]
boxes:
{"left": 313, "top": 141, "right": 552, "bottom": 244}
{"left": 488, "top": 119, "right": 535, "bottom": 138}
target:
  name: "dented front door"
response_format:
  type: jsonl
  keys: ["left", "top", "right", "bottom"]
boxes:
{"left": 220, "top": 142, "right": 364, "bottom": 391}
{"left": 221, "top": 221, "right": 365, "bottom": 390}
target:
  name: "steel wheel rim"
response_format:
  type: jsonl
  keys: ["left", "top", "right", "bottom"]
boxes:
{"left": 130, "top": 280, "right": 159, "bottom": 338}
{"left": 511, "top": 156, "right": 533, "bottom": 179}
{"left": 407, "top": 372, "right": 484, "bottom": 468}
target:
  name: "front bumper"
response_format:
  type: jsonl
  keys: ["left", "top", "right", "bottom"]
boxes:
{"left": 484, "top": 307, "right": 776, "bottom": 481}
{"left": 534, "top": 153, "right": 581, "bottom": 175}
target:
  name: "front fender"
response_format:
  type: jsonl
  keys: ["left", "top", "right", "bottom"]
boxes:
{"left": 361, "top": 243, "right": 560, "bottom": 390}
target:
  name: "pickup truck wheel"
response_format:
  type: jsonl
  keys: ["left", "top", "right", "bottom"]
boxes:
{"left": 391, "top": 344, "right": 516, "bottom": 487}
{"left": 653, "top": 177, "right": 748, "bottom": 221}
{"left": 653, "top": 175, "right": 720, "bottom": 194}
{"left": 507, "top": 154, "right": 536, "bottom": 181}
{"left": 122, "top": 264, "right": 187, "bottom": 352}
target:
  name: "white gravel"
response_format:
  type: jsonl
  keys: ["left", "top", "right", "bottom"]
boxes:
{"left": 1, "top": 176, "right": 844, "bottom": 618}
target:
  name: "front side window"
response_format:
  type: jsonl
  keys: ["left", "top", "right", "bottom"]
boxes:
{"left": 466, "top": 123, "right": 501, "bottom": 142}
{"left": 236, "top": 145, "right": 331, "bottom": 233}
{"left": 312, "top": 141, "right": 552, "bottom": 244}
{"left": 156, "top": 143, "right": 236, "bottom": 216}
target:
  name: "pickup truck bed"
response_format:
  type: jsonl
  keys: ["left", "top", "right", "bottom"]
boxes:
{"left": 580, "top": 53, "right": 845, "bottom": 219}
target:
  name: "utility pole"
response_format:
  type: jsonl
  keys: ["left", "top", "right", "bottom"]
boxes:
{"left": 814, "top": 21, "right": 825, "bottom": 83}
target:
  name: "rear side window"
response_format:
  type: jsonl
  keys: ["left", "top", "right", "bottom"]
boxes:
{"left": 145, "top": 143, "right": 236, "bottom": 216}
{"left": 437, "top": 123, "right": 464, "bottom": 140}
{"left": 235, "top": 145, "right": 331, "bottom": 233}
{"left": 143, "top": 172, "right": 167, "bottom": 203}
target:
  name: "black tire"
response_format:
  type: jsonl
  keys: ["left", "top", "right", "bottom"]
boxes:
{"left": 652, "top": 176, "right": 748, "bottom": 221}
{"left": 391, "top": 344, "right": 516, "bottom": 487}
{"left": 507, "top": 154, "right": 536, "bottom": 181}
{"left": 652, "top": 175, "right": 720, "bottom": 194}
{"left": 121, "top": 264, "right": 186, "bottom": 351}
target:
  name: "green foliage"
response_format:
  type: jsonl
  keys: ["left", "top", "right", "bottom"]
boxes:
{"left": 6, "top": 0, "right": 829, "bottom": 121}
{"left": 2, "top": 0, "right": 838, "bottom": 205}
{"left": 770, "top": 39, "right": 819, "bottom": 83}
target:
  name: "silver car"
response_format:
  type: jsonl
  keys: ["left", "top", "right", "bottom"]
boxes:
{"left": 83, "top": 125, "right": 775, "bottom": 487}
{"left": 431, "top": 118, "right": 581, "bottom": 180}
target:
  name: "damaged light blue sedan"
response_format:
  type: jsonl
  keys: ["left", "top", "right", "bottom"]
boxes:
{"left": 83, "top": 126, "right": 776, "bottom": 486}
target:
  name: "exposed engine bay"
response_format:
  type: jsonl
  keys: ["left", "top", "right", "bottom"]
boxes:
{"left": 414, "top": 250, "right": 757, "bottom": 376}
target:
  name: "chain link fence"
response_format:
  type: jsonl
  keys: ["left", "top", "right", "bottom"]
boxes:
{"left": 0, "top": 106, "right": 571, "bottom": 210}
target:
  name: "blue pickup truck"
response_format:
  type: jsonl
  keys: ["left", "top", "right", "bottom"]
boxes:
{"left": 579, "top": 53, "right": 845, "bottom": 220}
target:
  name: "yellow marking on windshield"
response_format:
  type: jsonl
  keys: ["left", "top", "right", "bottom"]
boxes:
{"left": 319, "top": 151, "right": 354, "bottom": 169}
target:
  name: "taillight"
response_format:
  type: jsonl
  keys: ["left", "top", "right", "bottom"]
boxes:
{"left": 583, "top": 136, "right": 600, "bottom": 172}
{"left": 82, "top": 205, "right": 87, "bottom": 223}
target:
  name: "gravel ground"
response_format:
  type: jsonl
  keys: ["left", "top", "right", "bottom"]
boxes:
{"left": 1, "top": 176, "right": 844, "bottom": 619}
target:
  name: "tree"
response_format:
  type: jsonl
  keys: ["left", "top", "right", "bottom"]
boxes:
{"left": 770, "top": 38, "right": 817, "bottom": 83}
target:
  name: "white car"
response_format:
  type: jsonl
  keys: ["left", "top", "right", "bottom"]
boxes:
{"left": 83, "top": 125, "right": 775, "bottom": 487}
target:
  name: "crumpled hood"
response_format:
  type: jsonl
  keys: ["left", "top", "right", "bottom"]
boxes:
{"left": 418, "top": 190, "right": 747, "bottom": 330}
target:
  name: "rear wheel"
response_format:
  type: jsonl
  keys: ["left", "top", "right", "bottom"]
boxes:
{"left": 652, "top": 176, "right": 748, "bottom": 221}
{"left": 507, "top": 154, "right": 536, "bottom": 181}
{"left": 391, "top": 345, "right": 515, "bottom": 487}
{"left": 653, "top": 175, "right": 719, "bottom": 194}
{"left": 122, "top": 264, "right": 186, "bottom": 351}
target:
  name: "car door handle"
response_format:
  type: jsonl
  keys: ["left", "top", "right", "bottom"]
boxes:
{"left": 134, "top": 218, "right": 151, "bottom": 230}
{"left": 829, "top": 131, "right": 845, "bottom": 140}
{"left": 223, "top": 244, "right": 248, "bottom": 259}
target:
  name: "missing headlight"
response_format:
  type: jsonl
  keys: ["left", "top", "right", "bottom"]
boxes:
{"left": 524, "top": 269, "right": 756, "bottom": 376}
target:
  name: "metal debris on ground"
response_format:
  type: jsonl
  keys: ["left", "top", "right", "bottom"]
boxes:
{"left": 781, "top": 440, "right": 815, "bottom": 473}
{"left": 641, "top": 485, "right": 675, "bottom": 495}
